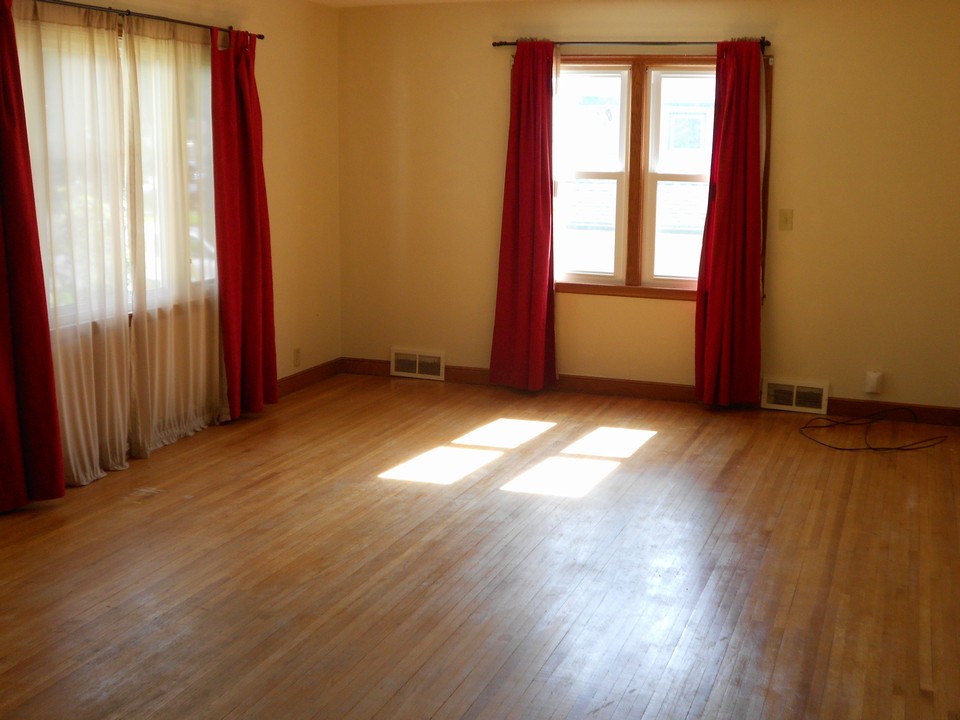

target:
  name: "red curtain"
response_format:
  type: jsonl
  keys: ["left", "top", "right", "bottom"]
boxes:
{"left": 695, "top": 40, "right": 764, "bottom": 407}
{"left": 489, "top": 40, "right": 557, "bottom": 391}
{"left": 211, "top": 29, "right": 278, "bottom": 419}
{"left": 0, "top": 0, "right": 65, "bottom": 511}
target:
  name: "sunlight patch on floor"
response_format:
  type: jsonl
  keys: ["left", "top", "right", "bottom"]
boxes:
{"left": 562, "top": 427, "right": 657, "bottom": 458}
{"left": 381, "top": 422, "right": 654, "bottom": 495}
{"left": 500, "top": 457, "right": 620, "bottom": 498}
{"left": 379, "top": 447, "right": 503, "bottom": 485}
{"left": 453, "top": 418, "right": 557, "bottom": 449}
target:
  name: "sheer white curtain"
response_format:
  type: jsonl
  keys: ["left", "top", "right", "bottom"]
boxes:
{"left": 15, "top": 2, "right": 130, "bottom": 485}
{"left": 13, "top": 1, "right": 224, "bottom": 486}
{"left": 126, "top": 16, "right": 224, "bottom": 456}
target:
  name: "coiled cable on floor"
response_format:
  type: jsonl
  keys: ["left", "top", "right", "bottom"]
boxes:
{"left": 799, "top": 407, "right": 948, "bottom": 451}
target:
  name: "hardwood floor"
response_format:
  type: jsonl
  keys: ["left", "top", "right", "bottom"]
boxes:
{"left": 2, "top": 375, "right": 959, "bottom": 719}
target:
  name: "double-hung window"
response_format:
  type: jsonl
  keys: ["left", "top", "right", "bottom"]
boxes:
{"left": 553, "top": 56, "right": 719, "bottom": 298}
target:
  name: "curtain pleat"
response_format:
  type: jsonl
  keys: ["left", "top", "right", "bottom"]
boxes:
{"left": 0, "top": 0, "right": 65, "bottom": 511}
{"left": 695, "top": 40, "right": 764, "bottom": 407}
{"left": 211, "top": 29, "right": 277, "bottom": 419}
{"left": 489, "top": 40, "right": 557, "bottom": 392}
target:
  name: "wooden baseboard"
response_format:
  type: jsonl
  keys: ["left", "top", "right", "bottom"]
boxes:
{"left": 337, "top": 360, "right": 492, "bottom": 386}
{"left": 281, "top": 358, "right": 960, "bottom": 426}
{"left": 827, "top": 397, "right": 960, "bottom": 426}
{"left": 338, "top": 357, "right": 391, "bottom": 377}
{"left": 445, "top": 365, "right": 491, "bottom": 385}
{"left": 277, "top": 359, "right": 340, "bottom": 397}
{"left": 307, "top": 358, "right": 696, "bottom": 404}
{"left": 554, "top": 373, "right": 698, "bottom": 403}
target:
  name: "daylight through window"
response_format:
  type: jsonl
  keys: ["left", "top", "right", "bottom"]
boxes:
{"left": 553, "top": 56, "right": 718, "bottom": 295}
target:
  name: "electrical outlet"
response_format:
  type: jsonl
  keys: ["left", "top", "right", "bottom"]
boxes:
{"left": 778, "top": 209, "right": 794, "bottom": 231}
{"left": 293, "top": 348, "right": 301, "bottom": 368}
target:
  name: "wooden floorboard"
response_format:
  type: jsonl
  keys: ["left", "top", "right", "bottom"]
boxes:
{"left": 1, "top": 375, "right": 959, "bottom": 719}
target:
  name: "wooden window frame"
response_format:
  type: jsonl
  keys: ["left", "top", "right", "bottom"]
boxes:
{"left": 554, "top": 54, "right": 773, "bottom": 301}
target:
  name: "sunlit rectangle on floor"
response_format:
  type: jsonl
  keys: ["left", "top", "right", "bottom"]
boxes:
{"left": 379, "top": 447, "right": 503, "bottom": 485}
{"left": 500, "top": 457, "right": 620, "bottom": 498}
{"left": 562, "top": 427, "right": 656, "bottom": 458}
{"left": 452, "top": 418, "right": 556, "bottom": 449}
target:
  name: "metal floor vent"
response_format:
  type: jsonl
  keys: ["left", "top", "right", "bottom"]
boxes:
{"left": 761, "top": 377, "right": 829, "bottom": 415}
{"left": 390, "top": 347, "right": 445, "bottom": 381}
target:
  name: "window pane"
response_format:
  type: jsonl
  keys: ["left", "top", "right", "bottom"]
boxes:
{"left": 135, "top": 35, "right": 216, "bottom": 307}
{"left": 656, "top": 75, "right": 715, "bottom": 174}
{"left": 26, "top": 23, "right": 128, "bottom": 323}
{"left": 554, "top": 73, "right": 624, "bottom": 173}
{"left": 555, "top": 179, "right": 618, "bottom": 276}
{"left": 653, "top": 181, "right": 708, "bottom": 279}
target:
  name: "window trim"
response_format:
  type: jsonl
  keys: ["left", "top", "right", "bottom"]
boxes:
{"left": 554, "top": 54, "right": 773, "bottom": 301}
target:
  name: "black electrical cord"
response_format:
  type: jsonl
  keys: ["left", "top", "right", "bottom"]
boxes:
{"left": 799, "top": 407, "right": 948, "bottom": 452}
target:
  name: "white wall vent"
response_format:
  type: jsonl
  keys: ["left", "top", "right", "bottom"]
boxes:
{"left": 390, "top": 347, "right": 445, "bottom": 381}
{"left": 761, "top": 377, "right": 829, "bottom": 415}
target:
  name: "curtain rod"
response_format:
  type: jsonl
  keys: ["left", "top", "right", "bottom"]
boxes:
{"left": 35, "top": 0, "right": 265, "bottom": 40}
{"left": 493, "top": 37, "right": 769, "bottom": 52}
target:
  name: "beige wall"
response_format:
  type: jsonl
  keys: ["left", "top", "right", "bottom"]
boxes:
{"left": 340, "top": 0, "right": 960, "bottom": 407}
{"left": 107, "top": 0, "right": 960, "bottom": 409}
{"left": 253, "top": 1, "right": 341, "bottom": 379}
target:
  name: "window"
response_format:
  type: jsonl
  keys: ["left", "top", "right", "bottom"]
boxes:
{"left": 15, "top": 6, "right": 224, "bottom": 483}
{"left": 134, "top": 35, "right": 217, "bottom": 304}
{"left": 642, "top": 68, "right": 714, "bottom": 289}
{"left": 553, "top": 56, "right": 724, "bottom": 298}
{"left": 553, "top": 67, "right": 630, "bottom": 282}
{"left": 18, "top": 15, "right": 216, "bottom": 326}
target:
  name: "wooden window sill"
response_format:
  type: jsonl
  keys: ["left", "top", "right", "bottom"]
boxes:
{"left": 555, "top": 282, "right": 696, "bottom": 301}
